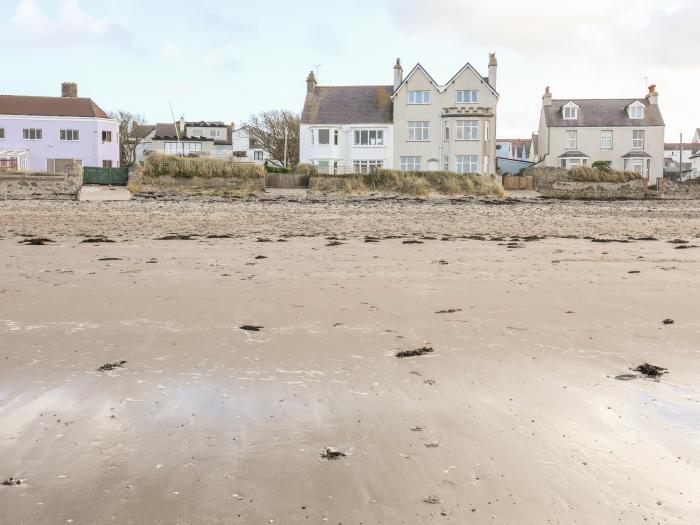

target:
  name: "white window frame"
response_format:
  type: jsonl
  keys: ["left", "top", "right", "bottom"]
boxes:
{"left": 629, "top": 102, "right": 645, "bottom": 120}
{"left": 600, "top": 130, "right": 613, "bottom": 150}
{"left": 254, "top": 150, "right": 264, "bottom": 161}
{"left": 408, "top": 121, "right": 429, "bottom": 142}
{"left": 456, "top": 90, "right": 478, "bottom": 104}
{"left": 209, "top": 129, "right": 223, "bottom": 138}
{"left": 632, "top": 130, "right": 645, "bottom": 150}
{"left": 353, "top": 129, "right": 384, "bottom": 146}
{"left": 353, "top": 160, "right": 383, "bottom": 174}
{"left": 563, "top": 103, "right": 579, "bottom": 120}
{"left": 566, "top": 130, "right": 578, "bottom": 150}
{"left": 317, "top": 129, "right": 330, "bottom": 145}
{"left": 400, "top": 156, "right": 421, "bottom": 171}
{"left": 190, "top": 128, "right": 202, "bottom": 137}
{"left": 101, "top": 130, "right": 112, "bottom": 143}
{"left": 23, "top": 128, "right": 43, "bottom": 140}
{"left": 456, "top": 155, "right": 479, "bottom": 174}
{"left": 164, "top": 142, "right": 202, "bottom": 155}
{"left": 60, "top": 129, "right": 80, "bottom": 141}
{"left": 456, "top": 120, "right": 479, "bottom": 141}
{"left": 408, "top": 90, "right": 430, "bottom": 105}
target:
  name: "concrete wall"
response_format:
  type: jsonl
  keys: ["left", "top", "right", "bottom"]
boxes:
{"left": 0, "top": 115, "right": 119, "bottom": 171}
{"left": 393, "top": 64, "right": 498, "bottom": 174}
{"left": 0, "top": 172, "right": 82, "bottom": 200}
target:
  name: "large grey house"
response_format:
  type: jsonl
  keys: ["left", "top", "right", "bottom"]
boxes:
{"left": 299, "top": 54, "right": 499, "bottom": 175}
{"left": 536, "top": 85, "right": 665, "bottom": 182}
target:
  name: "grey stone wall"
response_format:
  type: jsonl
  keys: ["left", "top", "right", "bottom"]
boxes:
{"left": 525, "top": 166, "right": 646, "bottom": 199}
{"left": 663, "top": 180, "right": 700, "bottom": 199}
{"left": 0, "top": 172, "right": 82, "bottom": 200}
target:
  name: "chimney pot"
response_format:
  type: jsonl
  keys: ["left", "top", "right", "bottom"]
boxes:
{"left": 61, "top": 82, "right": 78, "bottom": 98}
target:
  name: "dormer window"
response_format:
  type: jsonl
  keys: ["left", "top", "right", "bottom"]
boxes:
{"left": 563, "top": 102, "right": 579, "bottom": 120}
{"left": 628, "top": 102, "right": 645, "bottom": 120}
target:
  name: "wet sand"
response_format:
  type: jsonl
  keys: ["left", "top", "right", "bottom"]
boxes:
{"left": 1, "top": 197, "right": 699, "bottom": 523}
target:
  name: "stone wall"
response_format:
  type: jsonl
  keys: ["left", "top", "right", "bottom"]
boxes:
{"left": 525, "top": 166, "right": 646, "bottom": 199}
{"left": 0, "top": 172, "right": 82, "bottom": 200}
{"left": 663, "top": 180, "right": 700, "bottom": 199}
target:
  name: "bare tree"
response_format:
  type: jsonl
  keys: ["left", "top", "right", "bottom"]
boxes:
{"left": 244, "top": 110, "right": 300, "bottom": 167}
{"left": 109, "top": 110, "right": 147, "bottom": 167}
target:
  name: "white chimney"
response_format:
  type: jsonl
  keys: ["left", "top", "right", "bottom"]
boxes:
{"left": 647, "top": 84, "right": 659, "bottom": 105}
{"left": 393, "top": 58, "right": 403, "bottom": 92}
{"left": 488, "top": 53, "right": 497, "bottom": 90}
{"left": 542, "top": 86, "right": 552, "bottom": 106}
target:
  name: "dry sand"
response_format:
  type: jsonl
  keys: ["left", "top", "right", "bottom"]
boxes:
{"left": 1, "top": 195, "right": 699, "bottom": 523}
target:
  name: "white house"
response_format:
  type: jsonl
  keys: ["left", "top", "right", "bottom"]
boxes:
{"left": 134, "top": 118, "right": 268, "bottom": 164}
{"left": 537, "top": 85, "right": 665, "bottom": 183}
{"left": 300, "top": 71, "right": 394, "bottom": 173}
{"left": 0, "top": 82, "right": 119, "bottom": 173}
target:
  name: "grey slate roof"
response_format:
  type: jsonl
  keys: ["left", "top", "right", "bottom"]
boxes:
{"left": 302, "top": 85, "right": 393, "bottom": 125}
{"left": 152, "top": 123, "right": 212, "bottom": 141}
{"left": 558, "top": 150, "right": 589, "bottom": 158}
{"left": 621, "top": 151, "right": 652, "bottom": 158}
{"left": 131, "top": 124, "right": 155, "bottom": 139}
{"left": 544, "top": 99, "right": 664, "bottom": 128}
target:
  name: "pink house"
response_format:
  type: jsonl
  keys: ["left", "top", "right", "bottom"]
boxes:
{"left": 0, "top": 83, "right": 119, "bottom": 173}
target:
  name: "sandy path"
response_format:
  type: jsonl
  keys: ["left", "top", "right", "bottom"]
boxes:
{"left": 0, "top": 199, "right": 699, "bottom": 523}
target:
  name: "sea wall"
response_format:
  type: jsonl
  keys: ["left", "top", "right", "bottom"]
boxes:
{"left": 0, "top": 172, "right": 82, "bottom": 200}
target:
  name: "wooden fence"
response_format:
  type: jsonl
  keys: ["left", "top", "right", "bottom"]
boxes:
{"left": 502, "top": 175, "right": 533, "bottom": 190}
{"left": 266, "top": 173, "right": 310, "bottom": 188}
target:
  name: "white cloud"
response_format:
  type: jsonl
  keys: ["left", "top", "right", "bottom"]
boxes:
{"left": 11, "top": 0, "right": 132, "bottom": 48}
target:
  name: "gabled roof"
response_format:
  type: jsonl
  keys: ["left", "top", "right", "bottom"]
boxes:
{"left": 0, "top": 95, "right": 110, "bottom": 118}
{"left": 302, "top": 85, "right": 393, "bottom": 125}
{"left": 131, "top": 124, "right": 155, "bottom": 139}
{"left": 392, "top": 62, "right": 498, "bottom": 98}
{"left": 544, "top": 99, "right": 664, "bottom": 128}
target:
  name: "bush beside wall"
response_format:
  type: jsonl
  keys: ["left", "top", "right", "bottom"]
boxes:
{"left": 144, "top": 154, "right": 265, "bottom": 180}
{"left": 309, "top": 169, "right": 504, "bottom": 197}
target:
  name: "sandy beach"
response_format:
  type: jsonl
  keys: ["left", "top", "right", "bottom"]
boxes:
{"left": 1, "top": 195, "right": 699, "bottom": 524}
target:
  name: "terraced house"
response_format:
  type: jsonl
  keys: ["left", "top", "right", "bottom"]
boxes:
{"left": 300, "top": 54, "right": 499, "bottom": 175}
{"left": 536, "top": 86, "right": 665, "bottom": 182}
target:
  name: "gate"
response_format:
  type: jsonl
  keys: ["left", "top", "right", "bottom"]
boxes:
{"left": 265, "top": 173, "right": 309, "bottom": 189}
{"left": 83, "top": 167, "right": 129, "bottom": 186}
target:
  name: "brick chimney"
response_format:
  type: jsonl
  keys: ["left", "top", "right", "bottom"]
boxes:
{"left": 542, "top": 86, "right": 552, "bottom": 106}
{"left": 647, "top": 84, "right": 659, "bottom": 105}
{"left": 61, "top": 82, "right": 78, "bottom": 98}
{"left": 306, "top": 71, "right": 317, "bottom": 94}
{"left": 393, "top": 58, "right": 403, "bottom": 92}
{"left": 488, "top": 53, "right": 497, "bottom": 90}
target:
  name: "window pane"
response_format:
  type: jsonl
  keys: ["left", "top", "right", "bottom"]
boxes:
{"left": 318, "top": 129, "right": 329, "bottom": 144}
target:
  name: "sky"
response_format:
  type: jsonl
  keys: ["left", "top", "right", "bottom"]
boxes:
{"left": 2, "top": 0, "right": 698, "bottom": 141}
